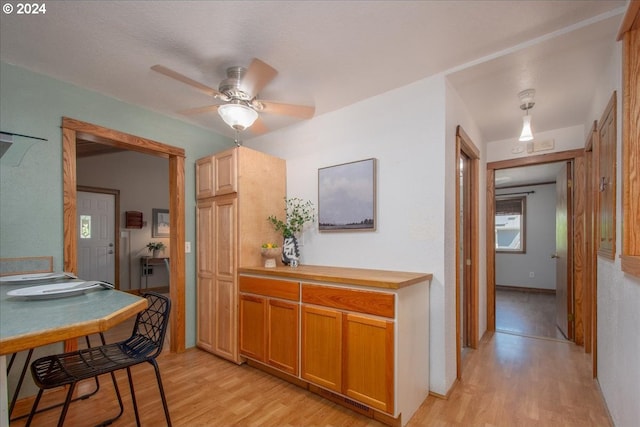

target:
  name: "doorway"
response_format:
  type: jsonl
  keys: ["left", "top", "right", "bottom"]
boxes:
{"left": 455, "top": 126, "right": 479, "bottom": 379}
{"left": 62, "top": 117, "right": 186, "bottom": 353}
{"left": 493, "top": 163, "right": 569, "bottom": 341}
{"left": 487, "top": 149, "right": 587, "bottom": 348}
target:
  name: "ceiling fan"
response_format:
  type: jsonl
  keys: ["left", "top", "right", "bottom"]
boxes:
{"left": 150, "top": 58, "right": 315, "bottom": 137}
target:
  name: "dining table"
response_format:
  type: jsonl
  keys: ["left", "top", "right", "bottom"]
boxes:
{"left": 0, "top": 279, "right": 148, "bottom": 427}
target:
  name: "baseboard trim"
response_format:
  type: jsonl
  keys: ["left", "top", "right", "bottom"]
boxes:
{"left": 429, "top": 378, "right": 459, "bottom": 400}
{"left": 496, "top": 284, "right": 555, "bottom": 294}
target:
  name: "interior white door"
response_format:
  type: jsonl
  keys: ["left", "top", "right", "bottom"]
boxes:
{"left": 77, "top": 191, "right": 115, "bottom": 284}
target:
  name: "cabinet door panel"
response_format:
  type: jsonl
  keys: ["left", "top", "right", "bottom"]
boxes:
{"left": 196, "top": 201, "right": 214, "bottom": 276}
{"left": 196, "top": 156, "right": 215, "bottom": 199}
{"left": 239, "top": 294, "right": 266, "bottom": 361}
{"left": 196, "top": 275, "right": 214, "bottom": 352}
{"left": 268, "top": 300, "right": 299, "bottom": 375}
{"left": 343, "top": 313, "right": 394, "bottom": 413}
{"left": 215, "top": 148, "right": 237, "bottom": 195}
{"left": 301, "top": 305, "right": 342, "bottom": 392}
{"left": 214, "top": 278, "right": 237, "bottom": 360}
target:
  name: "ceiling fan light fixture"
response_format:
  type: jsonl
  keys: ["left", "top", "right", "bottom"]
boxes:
{"left": 217, "top": 103, "right": 258, "bottom": 131}
{"left": 519, "top": 114, "right": 534, "bottom": 142}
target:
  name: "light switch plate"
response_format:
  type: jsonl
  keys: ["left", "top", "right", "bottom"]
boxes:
{"left": 185, "top": 242, "right": 191, "bottom": 253}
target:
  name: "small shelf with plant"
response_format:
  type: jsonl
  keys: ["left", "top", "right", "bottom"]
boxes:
{"left": 146, "top": 241, "right": 166, "bottom": 258}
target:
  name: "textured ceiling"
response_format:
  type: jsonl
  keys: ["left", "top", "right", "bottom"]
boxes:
{"left": 0, "top": 0, "right": 627, "bottom": 141}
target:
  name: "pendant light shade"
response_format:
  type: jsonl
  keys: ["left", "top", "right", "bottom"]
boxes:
{"left": 517, "top": 89, "right": 536, "bottom": 142}
{"left": 519, "top": 114, "right": 533, "bottom": 142}
{"left": 218, "top": 103, "right": 259, "bottom": 131}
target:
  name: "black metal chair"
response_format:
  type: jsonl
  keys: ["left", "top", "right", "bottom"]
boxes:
{"left": 26, "top": 292, "right": 172, "bottom": 427}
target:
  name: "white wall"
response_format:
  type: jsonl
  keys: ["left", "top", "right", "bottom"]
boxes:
{"left": 246, "top": 74, "right": 459, "bottom": 395}
{"left": 496, "top": 183, "right": 557, "bottom": 290}
{"left": 77, "top": 151, "right": 170, "bottom": 291}
{"left": 586, "top": 41, "right": 640, "bottom": 427}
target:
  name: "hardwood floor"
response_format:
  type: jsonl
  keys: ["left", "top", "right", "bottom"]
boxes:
{"left": 11, "top": 332, "right": 611, "bottom": 426}
{"left": 496, "top": 287, "right": 567, "bottom": 340}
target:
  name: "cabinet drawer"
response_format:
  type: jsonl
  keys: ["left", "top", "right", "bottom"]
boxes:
{"left": 301, "top": 284, "right": 395, "bottom": 318}
{"left": 239, "top": 276, "right": 300, "bottom": 301}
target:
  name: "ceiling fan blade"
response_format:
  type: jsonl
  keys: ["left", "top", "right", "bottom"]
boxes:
{"left": 178, "top": 104, "right": 220, "bottom": 116}
{"left": 249, "top": 116, "right": 269, "bottom": 135}
{"left": 151, "top": 65, "right": 224, "bottom": 98}
{"left": 258, "top": 100, "right": 315, "bottom": 119}
{"left": 241, "top": 58, "right": 278, "bottom": 97}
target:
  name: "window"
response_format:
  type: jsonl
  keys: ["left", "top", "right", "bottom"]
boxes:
{"left": 495, "top": 196, "right": 526, "bottom": 253}
{"left": 80, "top": 215, "right": 91, "bottom": 239}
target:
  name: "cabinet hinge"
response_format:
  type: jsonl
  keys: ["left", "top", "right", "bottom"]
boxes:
{"left": 568, "top": 313, "right": 574, "bottom": 322}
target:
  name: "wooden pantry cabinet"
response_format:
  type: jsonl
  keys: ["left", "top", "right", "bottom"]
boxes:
{"left": 238, "top": 265, "right": 432, "bottom": 427}
{"left": 196, "top": 147, "right": 285, "bottom": 363}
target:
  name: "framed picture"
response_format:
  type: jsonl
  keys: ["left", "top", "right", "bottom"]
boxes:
{"left": 318, "top": 158, "right": 376, "bottom": 232}
{"left": 152, "top": 208, "right": 170, "bottom": 237}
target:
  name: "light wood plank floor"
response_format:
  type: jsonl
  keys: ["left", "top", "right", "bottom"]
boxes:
{"left": 496, "top": 288, "right": 567, "bottom": 340}
{"left": 11, "top": 332, "right": 611, "bottom": 426}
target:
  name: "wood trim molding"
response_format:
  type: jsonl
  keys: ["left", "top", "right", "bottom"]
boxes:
{"left": 455, "top": 125, "right": 480, "bottom": 380}
{"left": 62, "top": 117, "right": 186, "bottom": 353}
{"left": 621, "top": 19, "right": 640, "bottom": 278}
{"left": 617, "top": 0, "right": 640, "bottom": 41}
{"left": 487, "top": 149, "right": 583, "bottom": 171}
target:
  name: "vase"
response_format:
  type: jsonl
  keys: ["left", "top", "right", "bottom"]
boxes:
{"left": 281, "top": 236, "right": 300, "bottom": 266}
{"left": 261, "top": 247, "right": 282, "bottom": 268}
{"left": 153, "top": 249, "right": 161, "bottom": 258}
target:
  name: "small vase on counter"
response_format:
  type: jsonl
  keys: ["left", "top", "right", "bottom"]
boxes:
{"left": 281, "top": 236, "right": 300, "bottom": 267}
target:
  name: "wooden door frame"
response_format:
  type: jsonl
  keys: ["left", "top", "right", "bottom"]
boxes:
{"left": 77, "top": 186, "right": 120, "bottom": 288}
{"left": 486, "top": 149, "right": 587, "bottom": 347}
{"left": 62, "top": 117, "right": 186, "bottom": 353}
{"left": 584, "top": 122, "right": 598, "bottom": 375}
{"left": 455, "top": 126, "right": 479, "bottom": 379}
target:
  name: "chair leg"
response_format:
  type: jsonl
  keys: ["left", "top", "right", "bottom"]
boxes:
{"left": 150, "top": 359, "right": 172, "bottom": 426}
{"left": 24, "top": 388, "right": 44, "bottom": 427}
{"left": 56, "top": 382, "right": 76, "bottom": 427}
{"left": 8, "top": 348, "right": 33, "bottom": 417}
{"left": 126, "top": 367, "right": 142, "bottom": 427}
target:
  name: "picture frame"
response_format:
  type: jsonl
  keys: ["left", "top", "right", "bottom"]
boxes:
{"left": 152, "top": 208, "right": 170, "bottom": 237}
{"left": 318, "top": 158, "right": 376, "bottom": 232}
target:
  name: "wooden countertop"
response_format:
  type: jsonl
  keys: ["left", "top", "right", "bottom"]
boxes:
{"left": 238, "top": 265, "right": 432, "bottom": 290}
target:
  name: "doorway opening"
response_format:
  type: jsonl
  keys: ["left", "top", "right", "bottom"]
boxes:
{"left": 62, "top": 117, "right": 186, "bottom": 354}
{"left": 493, "top": 162, "right": 570, "bottom": 341}
{"left": 455, "top": 126, "right": 479, "bottom": 379}
{"left": 487, "top": 149, "right": 588, "bottom": 349}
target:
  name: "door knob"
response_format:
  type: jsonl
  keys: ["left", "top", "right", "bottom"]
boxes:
{"left": 551, "top": 253, "right": 559, "bottom": 259}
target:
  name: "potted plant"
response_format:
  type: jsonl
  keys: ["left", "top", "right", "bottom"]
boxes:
{"left": 146, "top": 241, "right": 166, "bottom": 258}
{"left": 268, "top": 197, "right": 315, "bottom": 266}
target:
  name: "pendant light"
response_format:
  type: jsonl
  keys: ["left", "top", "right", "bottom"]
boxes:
{"left": 518, "top": 89, "right": 535, "bottom": 142}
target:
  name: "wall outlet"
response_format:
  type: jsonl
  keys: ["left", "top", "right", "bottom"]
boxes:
{"left": 529, "top": 272, "right": 535, "bottom": 278}
{"left": 185, "top": 241, "right": 191, "bottom": 253}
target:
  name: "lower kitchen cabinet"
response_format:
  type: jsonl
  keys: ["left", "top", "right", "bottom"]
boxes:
{"left": 343, "top": 313, "right": 394, "bottom": 413}
{"left": 238, "top": 266, "right": 431, "bottom": 427}
{"left": 301, "top": 305, "right": 343, "bottom": 392}
{"left": 239, "top": 294, "right": 266, "bottom": 361}
{"left": 267, "top": 299, "right": 298, "bottom": 375}
{"left": 239, "top": 276, "right": 299, "bottom": 375}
